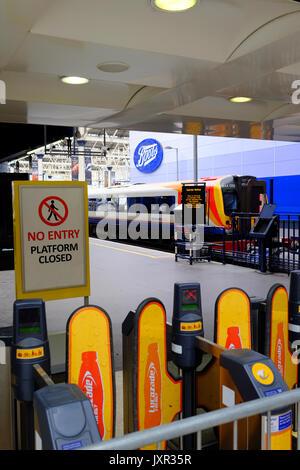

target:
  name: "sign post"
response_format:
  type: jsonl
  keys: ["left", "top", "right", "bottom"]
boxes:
{"left": 13, "top": 181, "right": 90, "bottom": 301}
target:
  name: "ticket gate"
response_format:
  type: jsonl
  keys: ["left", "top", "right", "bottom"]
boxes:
{"left": 171, "top": 283, "right": 204, "bottom": 449}
{"left": 219, "top": 349, "right": 291, "bottom": 450}
{"left": 122, "top": 283, "right": 293, "bottom": 451}
{"left": 7, "top": 299, "right": 106, "bottom": 450}
{"left": 0, "top": 327, "right": 14, "bottom": 450}
{"left": 2, "top": 278, "right": 298, "bottom": 451}
{"left": 34, "top": 383, "right": 101, "bottom": 450}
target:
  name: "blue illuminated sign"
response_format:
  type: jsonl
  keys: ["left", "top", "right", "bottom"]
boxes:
{"left": 133, "top": 139, "right": 163, "bottom": 173}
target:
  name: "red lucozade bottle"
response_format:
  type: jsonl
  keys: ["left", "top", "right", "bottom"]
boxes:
{"left": 78, "top": 351, "right": 105, "bottom": 439}
{"left": 144, "top": 343, "right": 162, "bottom": 429}
{"left": 225, "top": 326, "right": 243, "bottom": 350}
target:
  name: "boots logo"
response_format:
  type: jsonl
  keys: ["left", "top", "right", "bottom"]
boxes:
{"left": 0, "top": 80, "right": 6, "bottom": 104}
{"left": 134, "top": 139, "right": 163, "bottom": 173}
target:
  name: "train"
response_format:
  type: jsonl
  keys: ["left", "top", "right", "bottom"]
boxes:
{"left": 87, "top": 175, "right": 267, "bottom": 244}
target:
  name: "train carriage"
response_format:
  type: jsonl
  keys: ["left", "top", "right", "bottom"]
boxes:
{"left": 87, "top": 175, "right": 266, "bottom": 244}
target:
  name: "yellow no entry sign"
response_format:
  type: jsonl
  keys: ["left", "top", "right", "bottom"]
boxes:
{"left": 13, "top": 181, "right": 90, "bottom": 301}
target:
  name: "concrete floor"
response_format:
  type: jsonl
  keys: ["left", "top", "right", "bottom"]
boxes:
{"left": 0, "top": 238, "right": 290, "bottom": 372}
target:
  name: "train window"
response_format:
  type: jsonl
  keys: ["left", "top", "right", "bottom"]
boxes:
{"left": 127, "top": 196, "right": 175, "bottom": 213}
{"left": 157, "top": 196, "right": 175, "bottom": 214}
{"left": 127, "top": 197, "right": 140, "bottom": 211}
{"left": 223, "top": 190, "right": 238, "bottom": 214}
{"left": 88, "top": 198, "right": 97, "bottom": 211}
{"left": 142, "top": 197, "right": 156, "bottom": 212}
{"left": 96, "top": 198, "right": 115, "bottom": 212}
{"left": 118, "top": 197, "right": 127, "bottom": 211}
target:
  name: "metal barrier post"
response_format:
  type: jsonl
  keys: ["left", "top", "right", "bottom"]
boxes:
{"left": 0, "top": 327, "right": 14, "bottom": 450}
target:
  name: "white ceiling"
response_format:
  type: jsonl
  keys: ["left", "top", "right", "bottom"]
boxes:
{"left": 1, "top": 0, "right": 300, "bottom": 139}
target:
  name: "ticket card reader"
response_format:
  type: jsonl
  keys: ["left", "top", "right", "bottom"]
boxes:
{"left": 11, "top": 299, "right": 50, "bottom": 402}
{"left": 171, "top": 283, "right": 204, "bottom": 370}
{"left": 34, "top": 383, "right": 101, "bottom": 450}
{"left": 220, "top": 349, "right": 292, "bottom": 450}
{"left": 172, "top": 283, "right": 204, "bottom": 450}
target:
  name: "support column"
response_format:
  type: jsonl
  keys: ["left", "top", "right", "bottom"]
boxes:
{"left": 77, "top": 139, "right": 86, "bottom": 181}
{"left": 107, "top": 166, "right": 112, "bottom": 187}
{"left": 37, "top": 154, "right": 44, "bottom": 181}
{"left": 193, "top": 135, "right": 198, "bottom": 183}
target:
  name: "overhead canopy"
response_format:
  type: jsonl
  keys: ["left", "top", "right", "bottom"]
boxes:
{"left": 0, "top": 0, "right": 300, "bottom": 142}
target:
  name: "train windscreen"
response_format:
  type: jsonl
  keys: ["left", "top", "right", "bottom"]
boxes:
{"left": 222, "top": 190, "right": 238, "bottom": 214}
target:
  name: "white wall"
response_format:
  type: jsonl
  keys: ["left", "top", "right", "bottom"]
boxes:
{"left": 129, "top": 131, "right": 300, "bottom": 182}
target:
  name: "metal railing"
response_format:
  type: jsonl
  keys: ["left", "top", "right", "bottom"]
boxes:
{"left": 81, "top": 388, "right": 300, "bottom": 451}
{"left": 207, "top": 212, "right": 300, "bottom": 274}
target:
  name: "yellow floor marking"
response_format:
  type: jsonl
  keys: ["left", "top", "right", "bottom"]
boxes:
{"left": 90, "top": 241, "right": 173, "bottom": 259}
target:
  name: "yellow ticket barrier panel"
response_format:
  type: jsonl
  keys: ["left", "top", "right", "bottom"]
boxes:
{"left": 213, "top": 287, "right": 292, "bottom": 449}
{"left": 66, "top": 305, "right": 115, "bottom": 441}
{"left": 122, "top": 298, "right": 182, "bottom": 450}
{"left": 264, "top": 284, "right": 298, "bottom": 390}
{"left": 214, "top": 288, "right": 252, "bottom": 349}
{"left": 196, "top": 288, "right": 252, "bottom": 414}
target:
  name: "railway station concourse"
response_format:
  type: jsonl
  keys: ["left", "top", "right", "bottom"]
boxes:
{"left": 1, "top": 0, "right": 300, "bottom": 455}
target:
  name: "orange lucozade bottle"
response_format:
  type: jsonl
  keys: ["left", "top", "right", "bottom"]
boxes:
{"left": 225, "top": 326, "right": 243, "bottom": 350}
{"left": 144, "top": 343, "right": 162, "bottom": 429}
{"left": 78, "top": 350, "right": 105, "bottom": 439}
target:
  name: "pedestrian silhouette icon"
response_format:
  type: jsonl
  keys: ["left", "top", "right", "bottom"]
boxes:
{"left": 47, "top": 200, "right": 59, "bottom": 221}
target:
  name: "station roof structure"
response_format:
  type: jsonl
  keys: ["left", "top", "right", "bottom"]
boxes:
{"left": 1, "top": 0, "right": 300, "bottom": 162}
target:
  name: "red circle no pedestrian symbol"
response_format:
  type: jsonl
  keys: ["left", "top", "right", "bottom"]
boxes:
{"left": 38, "top": 196, "right": 69, "bottom": 226}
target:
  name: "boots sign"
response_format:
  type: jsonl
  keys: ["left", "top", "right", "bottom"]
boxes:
{"left": 13, "top": 181, "right": 90, "bottom": 301}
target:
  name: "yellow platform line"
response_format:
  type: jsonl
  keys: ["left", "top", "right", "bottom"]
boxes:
{"left": 90, "top": 241, "right": 173, "bottom": 259}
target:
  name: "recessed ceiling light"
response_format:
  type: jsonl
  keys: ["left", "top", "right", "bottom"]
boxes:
{"left": 229, "top": 96, "right": 253, "bottom": 103}
{"left": 60, "top": 76, "right": 89, "bottom": 85}
{"left": 97, "top": 61, "right": 130, "bottom": 73}
{"left": 151, "top": 0, "right": 197, "bottom": 12}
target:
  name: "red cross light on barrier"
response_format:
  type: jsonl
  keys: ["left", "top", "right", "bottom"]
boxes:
{"left": 182, "top": 288, "right": 198, "bottom": 304}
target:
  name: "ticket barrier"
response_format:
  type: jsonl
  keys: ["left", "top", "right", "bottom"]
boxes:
{"left": 196, "top": 284, "right": 296, "bottom": 449}
{"left": 193, "top": 336, "right": 292, "bottom": 450}
{"left": 0, "top": 326, "right": 14, "bottom": 450}
{"left": 122, "top": 283, "right": 293, "bottom": 450}
{"left": 288, "top": 270, "right": 300, "bottom": 387}
{"left": 122, "top": 297, "right": 182, "bottom": 450}
{"left": 171, "top": 283, "right": 204, "bottom": 449}
{"left": 34, "top": 383, "right": 101, "bottom": 450}
{"left": 11, "top": 298, "right": 52, "bottom": 449}
{"left": 5, "top": 299, "right": 112, "bottom": 450}
{"left": 212, "top": 284, "right": 298, "bottom": 391}
{"left": 2, "top": 279, "right": 298, "bottom": 451}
